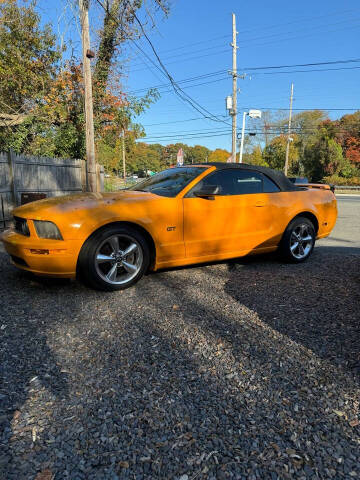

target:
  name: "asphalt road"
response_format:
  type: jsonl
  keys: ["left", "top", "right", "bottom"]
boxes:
{"left": 316, "top": 195, "right": 360, "bottom": 254}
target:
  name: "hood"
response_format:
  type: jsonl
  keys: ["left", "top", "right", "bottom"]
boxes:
{"left": 13, "top": 190, "right": 157, "bottom": 219}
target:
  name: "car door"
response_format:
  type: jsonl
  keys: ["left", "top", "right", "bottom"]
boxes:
{"left": 183, "top": 168, "right": 280, "bottom": 259}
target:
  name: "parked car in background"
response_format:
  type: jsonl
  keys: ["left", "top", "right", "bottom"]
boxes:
{"left": 289, "top": 177, "right": 335, "bottom": 193}
{"left": 1, "top": 163, "right": 337, "bottom": 291}
{"left": 288, "top": 177, "right": 309, "bottom": 184}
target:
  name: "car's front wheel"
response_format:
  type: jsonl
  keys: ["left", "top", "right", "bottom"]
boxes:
{"left": 280, "top": 216, "right": 316, "bottom": 263}
{"left": 78, "top": 225, "right": 150, "bottom": 291}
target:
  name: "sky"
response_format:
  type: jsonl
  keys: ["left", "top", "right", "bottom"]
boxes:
{"left": 39, "top": 0, "right": 360, "bottom": 152}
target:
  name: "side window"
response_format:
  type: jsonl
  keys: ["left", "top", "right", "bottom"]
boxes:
{"left": 233, "top": 171, "right": 263, "bottom": 194}
{"left": 199, "top": 170, "right": 238, "bottom": 195}
{"left": 262, "top": 174, "right": 280, "bottom": 193}
{"left": 189, "top": 169, "right": 264, "bottom": 196}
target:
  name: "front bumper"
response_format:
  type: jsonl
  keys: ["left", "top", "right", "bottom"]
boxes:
{"left": 0, "top": 229, "right": 82, "bottom": 278}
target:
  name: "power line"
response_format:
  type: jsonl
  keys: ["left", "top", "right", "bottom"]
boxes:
{"left": 154, "top": 65, "right": 360, "bottom": 96}
{"left": 252, "top": 65, "right": 360, "bottom": 76}
{"left": 129, "top": 58, "right": 360, "bottom": 95}
{"left": 142, "top": 125, "right": 358, "bottom": 140}
{"left": 141, "top": 107, "right": 360, "bottom": 119}
{"left": 129, "top": 10, "right": 231, "bottom": 126}
{"left": 130, "top": 69, "right": 228, "bottom": 94}
{"left": 129, "top": 20, "right": 360, "bottom": 73}
{"left": 142, "top": 114, "right": 229, "bottom": 126}
{"left": 128, "top": 7, "right": 357, "bottom": 63}
{"left": 239, "top": 107, "right": 360, "bottom": 111}
{"left": 94, "top": 0, "right": 231, "bottom": 127}
{"left": 129, "top": 15, "right": 360, "bottom": 70}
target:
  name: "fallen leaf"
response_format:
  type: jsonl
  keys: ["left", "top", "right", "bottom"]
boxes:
{"left": 35, "top": 470, "right": 54, "bottom": 480}
{"left": 118, "top": 461, "right": 129, "bottom": 468}
{"left": 13, "top": 410, "right": 21, "bottom": 421}
{"left": 333, "top": 410, "right": 347, "bottom": 418}
{"left": 349, "top": 418, "right": 359, "bottom": 427}
{"left": 172, "top": 304, "right": 179, "bottom": 310}
{"left": 270, "top": 442, "right": 280, "bottom": 452}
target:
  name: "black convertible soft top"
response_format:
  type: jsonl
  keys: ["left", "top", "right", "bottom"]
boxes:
{"left": 194, "top": 162, "right": 302, "bottom": 192}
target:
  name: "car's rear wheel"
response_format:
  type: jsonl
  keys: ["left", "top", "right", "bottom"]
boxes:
{"left": 78, "top": 225, "right": 150, "bottom": 291}
{"left": 280, "top": 216, "right": 316, "bottom": 263}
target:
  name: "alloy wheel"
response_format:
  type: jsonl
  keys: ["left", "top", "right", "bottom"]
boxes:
{"left": 94, "top": 234, "right": 143, "bottom": 285}
{"left": 290, "top": 223, "right": 314, "bottom": 260}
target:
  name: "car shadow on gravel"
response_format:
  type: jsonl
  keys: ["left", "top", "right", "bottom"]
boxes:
{"left": 223, "top": 247, "right": 360, "bottom": 379}
{"left": 145, "top": 273, "right": 360, "bottom": 478}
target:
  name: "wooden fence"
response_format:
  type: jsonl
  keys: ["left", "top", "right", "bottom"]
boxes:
{"left": 0, "top": 151, "right": 104, "bottom": 229}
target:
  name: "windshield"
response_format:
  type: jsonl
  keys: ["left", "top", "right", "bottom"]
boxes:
{"left": 127, "top": 167, "right": 206, "bottom": 197}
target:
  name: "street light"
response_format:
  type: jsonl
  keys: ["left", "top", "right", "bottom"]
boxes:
{"left": 239, "top": 109, "right": 262, "bottom": 163}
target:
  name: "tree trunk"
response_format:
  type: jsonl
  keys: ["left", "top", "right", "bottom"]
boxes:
{"left": 93, "top": 0, "right": 122, "bottom": 104}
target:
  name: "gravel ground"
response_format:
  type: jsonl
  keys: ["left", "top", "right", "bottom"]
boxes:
{"left": 0, "top": 247, "right": 359, "bottom": 480}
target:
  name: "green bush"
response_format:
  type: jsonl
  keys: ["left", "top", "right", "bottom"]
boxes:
{"left": 322, "top": 174, "right": 360, "bottom": 186}
{"left": 104, "top": 177, "right": 117, "bottom": 192}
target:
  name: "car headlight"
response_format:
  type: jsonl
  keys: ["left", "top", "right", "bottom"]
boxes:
{"left": 33, "top": 220, "right": 63, "bottom": 240}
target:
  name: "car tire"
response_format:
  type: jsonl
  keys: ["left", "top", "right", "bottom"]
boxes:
{"left": 280, "top": 216, "right": 316, "bottom": 263}
{"left": 78, "top": 225, "right": 150, "bottom": 291}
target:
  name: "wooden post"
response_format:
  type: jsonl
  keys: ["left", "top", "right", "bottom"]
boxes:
{"left": 231, "top": 13, "right": 238, "bottom": 162}
{"left": 81, "top": 159, "right": 88, "bottom": 192}
{"left": 79, "top": 0, "right": 97, "bottom": 192}
{"left": 7, "top": 149, "right": 18, "bottom": 206}
{"left": 284, "top": 83, "right": 294, "bottom": 176}
{"left": 98, "top": 164, "right": 104, "bottom": 192}
{"left": 1, "top": 195, "right": 6, "bottom": 229}
{"left": 95, "top": 163, "right": 103, "bottom": 193}
{"left": 122, "top": 128, "right": 126, "bottom": 179}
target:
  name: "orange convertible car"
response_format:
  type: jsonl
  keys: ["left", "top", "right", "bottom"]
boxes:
{"left": 1, "top": 163, "right": 337, "bottom": 290}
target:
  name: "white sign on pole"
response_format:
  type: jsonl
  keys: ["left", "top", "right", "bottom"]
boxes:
{"left": 177, "top": 148, "right": 184, "bottom": 166}
{"left": 225, "top": 96, "right": 233, "bottom": 111}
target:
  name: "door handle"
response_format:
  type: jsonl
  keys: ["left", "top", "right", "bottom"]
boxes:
{"left": 255, "top": 201, "right": 266, "bottom": 207}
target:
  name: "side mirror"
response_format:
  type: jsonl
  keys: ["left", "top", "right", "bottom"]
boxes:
{"left": 194, "top": 185, "right": 220, "bottom": 198}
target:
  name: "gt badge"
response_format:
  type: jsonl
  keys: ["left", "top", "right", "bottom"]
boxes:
{"left": 167, "top": 226, "right": 176, "bottom": 231}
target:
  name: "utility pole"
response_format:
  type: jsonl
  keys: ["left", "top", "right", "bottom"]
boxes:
{"left": 231, "top": 13, "right": 238, "bottom": 162}
{"left": 79, "top": 0, "right": 97, "bottom": 192}
{"left": 122, "top": 128, "right": 126, "bottom": 179}
{"left": 284, "top": 82, "right": 294, "bottom": 176}
{"left": 239, "top": 111, "right": 247, "bottom": 163}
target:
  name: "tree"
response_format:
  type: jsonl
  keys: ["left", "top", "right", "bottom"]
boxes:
{"left": 260, "top": 110, "right": 287, "bottom": 146}
{"left": 336, "top": 112, "right": 360, "bottom": 167}
{"left": 303, "top": 129, "right": 345, "bottom": 181}
{"left": 93, "top": 0, "right": 169, "bottom": 107}
{"left": 0, "top": 0, "right": 61, "bottom": 114}
{"left": 344, "top": 136, "right": 360, "bottom": 165}
{"left": 125, "top": 142, "right": 162, "bottom": 175}
{"left": 186, "top": 145, "right": 211, "bottom": 164}
{"left": 247, "top": 145, "right": 268, "bottom": 167}
{"left": 208, "top": 148, "right": 231, "bottom": 163}
{"left": 160, "top": 143, "right": 188, "bottom": 167}
{"left": 263, "top": 135, "right": 299, "bottom": 172}
{"left": 0, "top": 0, "right": 61, "bottom": 152}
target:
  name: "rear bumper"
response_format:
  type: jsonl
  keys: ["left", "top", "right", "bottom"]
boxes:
{"left": 0, "top": 229, "right": 81, "bottom": 278}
